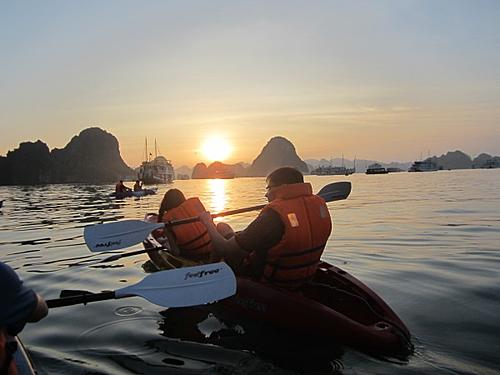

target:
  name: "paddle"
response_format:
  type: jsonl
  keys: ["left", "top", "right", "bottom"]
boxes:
{"left": 46, "top": 262, "right": 236, "bottom": 308}
{"left": 84, "top": 181, "right": 351, "bottom": 252}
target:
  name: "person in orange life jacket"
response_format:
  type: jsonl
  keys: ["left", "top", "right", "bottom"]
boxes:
{"left": 1, "top": 261, "right": 48, "bottom": 374}
{"left": 199, "top": 167, "right": 332, "bottom": 288}
{"left": 115, "top": 180, "right": 131, "bottom": 193}
{"left": 147, "top": 189, "right": 233, "bottom": 267}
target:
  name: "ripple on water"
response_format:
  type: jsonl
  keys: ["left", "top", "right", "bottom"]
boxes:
{"left": 1, "top": 172, "right": 500, "bottom": 374}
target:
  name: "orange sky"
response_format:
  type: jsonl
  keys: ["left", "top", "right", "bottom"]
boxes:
{"left": 1, "top": 2, "right": 499, "bottom": 167}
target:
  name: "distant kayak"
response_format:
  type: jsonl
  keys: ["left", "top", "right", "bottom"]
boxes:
{"left": 143, "top": 214, "right": 413, "bottom": 357}
{"left": 111, "top": 188, "right": 157, "bottom": 199}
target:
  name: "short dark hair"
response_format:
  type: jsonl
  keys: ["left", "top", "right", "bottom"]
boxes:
{"left": 266, "top": 167, "right": 304, "bottom": 187}
{"left": 159, "top": 188, "right": 186, "bottom": 218}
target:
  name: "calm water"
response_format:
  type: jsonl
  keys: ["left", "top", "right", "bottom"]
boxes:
{"left": 1, "top": 170, "right": 499, "bottom": 374}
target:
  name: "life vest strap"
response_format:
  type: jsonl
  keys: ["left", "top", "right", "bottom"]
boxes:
{"left": 181, "top": 239, "right": 212, "bottom": 253}
{"left": 278, "top": 244, "right": 325, "bottom": 258}
{"left": 176, "top": 230, "right": 208, "bottom": 247}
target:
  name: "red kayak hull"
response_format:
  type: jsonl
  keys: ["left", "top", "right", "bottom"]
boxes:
{"left": 143, "top": 213, "right": 412, "bottom": 355}
{"left": 214, "top": 261, "right": 411, "bottom": 355}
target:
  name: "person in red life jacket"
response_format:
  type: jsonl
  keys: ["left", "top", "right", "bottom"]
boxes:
{"left": 115, "top": 180, "right": 131, "bottom": 193}
{"left": 199, "top": 167, "right": 332, "bottom": 289}
{"left": 1, "top": 261, "right": 48, "bottom": 374}
{"left": 148, "top": 189, "right": 233, "bottom": 266}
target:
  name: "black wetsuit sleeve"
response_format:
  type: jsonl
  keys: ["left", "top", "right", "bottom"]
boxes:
{"left": 234, "top": 208, "right": 284, "bottom": 276}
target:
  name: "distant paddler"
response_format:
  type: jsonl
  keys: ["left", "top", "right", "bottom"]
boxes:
{"left": 133, "top": 180, "right": 143, "bottom": 192}
{"left": 115, "top": 180, "right": 131, "bottom": 193}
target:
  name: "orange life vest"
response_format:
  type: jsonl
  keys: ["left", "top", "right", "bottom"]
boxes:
{"left": 262, "top": 182, "right": 332, "bottom": 288}
{"left": 0, "top": 329, "right": 17, "bottom": 375}
{"left": 162, "top": 198, "right": 213, "bottom": 261}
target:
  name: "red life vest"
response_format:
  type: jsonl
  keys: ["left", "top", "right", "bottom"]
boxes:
{"left": 162, "top": 198, "right": 213, "bottom": 261}
{"left": 0, "top": 329, "right": 17, "bottom": 375}
{"left": 262, "top": 183, "right": 332, "bottom": 288}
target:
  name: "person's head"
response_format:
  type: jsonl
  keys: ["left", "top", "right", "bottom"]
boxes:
{"left": 159, "top": 188, "right": 187, "bottom": 217}
{"left": 135, "top": 180, "right": 140, "bottom": 184}
{"left": 265, "top": 167, "right": 304, "bottom": 201}
{"left": 119, "top": 180, "right": 123, "bottom": 184}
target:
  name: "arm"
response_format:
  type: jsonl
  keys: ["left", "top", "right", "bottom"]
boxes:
{"left": 199, "top": 212, "right": 249, "bottom": 270}
{"left": 0, "top": 262, "right": 48, "bottom": 334}
{"left": 28, "top": 293, "right": 48, "bottom": 322}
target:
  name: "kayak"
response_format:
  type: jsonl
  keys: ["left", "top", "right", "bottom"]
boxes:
{"left": 13, "top": 337, "right": 36, "bottom": 375}
{"left": 143, "top": 214, "right": 413, "bottom": 356}
{"left": 111, "top": 188, "right": 157, "bottom": 199}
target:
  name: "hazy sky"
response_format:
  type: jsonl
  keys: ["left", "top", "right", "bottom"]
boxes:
{"left": 1, "top": 0, "right": 499, "bottom": 167}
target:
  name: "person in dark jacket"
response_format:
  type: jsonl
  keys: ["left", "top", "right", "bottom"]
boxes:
{"left": 1, "top": 261, "right": 48, "bottom": 373}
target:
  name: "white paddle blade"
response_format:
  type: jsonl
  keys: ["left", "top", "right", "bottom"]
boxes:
{"left": 84, "top": 220, "right": 164, "bottom": 252}
{"left": 116, "top": 262, "right": 237, "bottom": 308}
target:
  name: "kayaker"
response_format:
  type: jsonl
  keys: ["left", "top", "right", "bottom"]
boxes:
{"left": 0, "top": 261, "right": 48, "bottom": 374}
{"left": 199, "top": 167, "right": 332, "bottom": 289}
{"left": 115, "top": 180, "right": 131, "bottom": 193}
{"left": 133, "top": 180, "right": 143, "bottom": 192}
{"left": 150, "top": 189, "right": 232, "bottom": 264}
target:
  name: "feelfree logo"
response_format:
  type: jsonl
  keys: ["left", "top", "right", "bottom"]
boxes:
{"left": 95, "top": 240, "right": 121, "bottom": 248}
{"left": 184, "top": 267, "right": 221, "bottom": 280}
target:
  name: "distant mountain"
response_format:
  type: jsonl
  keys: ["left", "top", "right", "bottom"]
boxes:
{"left": 426, "top": 150, "right": 472, "bottom": 170}
{"left": 247, "top": 136, "right": 308, "bottom": 176}
{"left": 175, "top": 165, "right": 192, "bottom": 179}
{"left": 51, "top": 128, "right": 134, "bottom": 183}
{"left": 472, "top": 153, "right": 500, "bottom": 169}
{"left": 191, "top": 161, "right": 241, "bottom": 179}
{"left": 0, "top": 141, "right": 53, "bottom": 185}
{"left": 0, "top": 127, "right": 134, "bottom": 185}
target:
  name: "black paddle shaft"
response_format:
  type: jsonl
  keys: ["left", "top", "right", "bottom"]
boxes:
{"left": 164, "top": 204, "right": 266, "bottom": 227}
{"left": 46, "top": 290, "right": 116, "bottom": 308}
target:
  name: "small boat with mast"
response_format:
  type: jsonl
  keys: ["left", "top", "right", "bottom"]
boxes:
{"left": 138, "top": 138, "right": 175, "bottom": 184}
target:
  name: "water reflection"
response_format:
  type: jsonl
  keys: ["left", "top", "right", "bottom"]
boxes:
{"left": 1, "top": 171, "right": 500, "bottom": 374}
{"left": 207, "top": 179, "right": 227, "bottom": 213}
{"left": 158, "top": 307, "right": 345, "bottom": 373}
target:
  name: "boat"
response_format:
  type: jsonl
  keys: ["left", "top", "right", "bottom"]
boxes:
{"left": 311, "top": 155, "right": 356, "bottom": 176}
{"left": 408, "top": 160, "right": 438, "bottom": 172}
{"left": 12, "top": 337, "right": 36, "bottom": 375}
{"left": 365, "top": 163, "right": 388, "bottom": 174}
{"left": 143, "top": 214, "right": 413, "bottom": 356}
{"left": 138, "top": 139, "right": 175, "bottom": 184}
{"left": 111, "top": 188, "right": 157, "bottom": 199}
{"left": 386, "top": 167, "right": 403, "bottom": 173}
{"left": 311, "top": 166, "right": 355, "bottom": 176}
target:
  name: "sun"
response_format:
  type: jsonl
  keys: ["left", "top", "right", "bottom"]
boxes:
{"left": 201, "top": 137, "right": 232, "bottom": 162}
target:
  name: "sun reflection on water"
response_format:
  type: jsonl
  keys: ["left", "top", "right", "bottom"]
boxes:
{"left": 207, "top": 179, "right": 227, "bottom": 215}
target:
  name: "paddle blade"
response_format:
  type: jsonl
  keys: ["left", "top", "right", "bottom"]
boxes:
{"left": 116, "top": 262, "right": 237, "bottom": 308}
{"left": 84, "top": 220, "right": 164, "bottom": 252}
{"left": 317, "top": 181, "right": 351, "bottom": 202}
